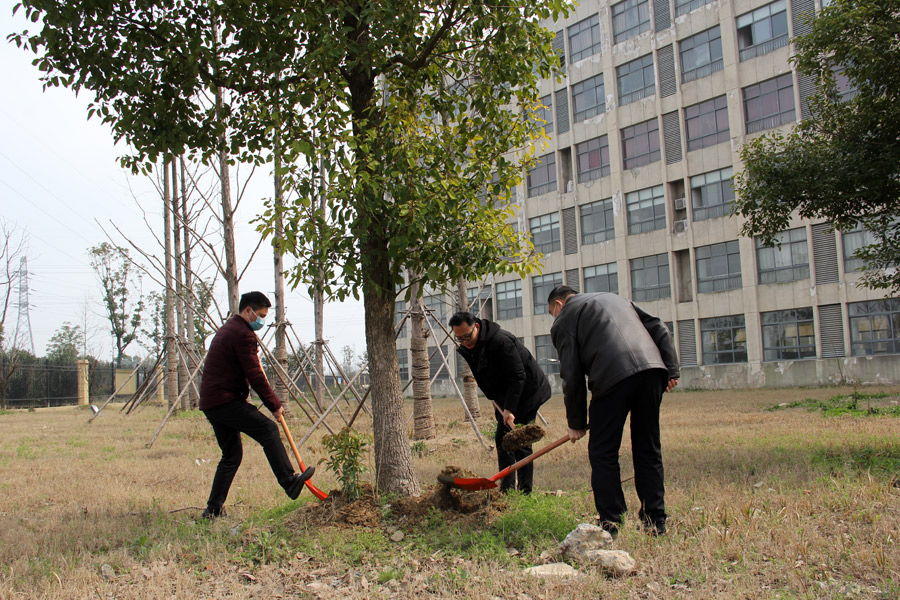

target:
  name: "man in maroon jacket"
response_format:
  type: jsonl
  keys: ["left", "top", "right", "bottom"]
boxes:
{"left": 199, "top": 291, "right": 314, "bottom": 519}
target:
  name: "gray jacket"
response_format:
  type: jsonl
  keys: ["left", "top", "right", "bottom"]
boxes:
{"left": 550, "top": 293, "right": 679, "bottom": 430}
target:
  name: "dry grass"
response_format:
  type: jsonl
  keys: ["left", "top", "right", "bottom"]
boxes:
{"left": 1, "top": 386, "right": 899, "bottom": 599}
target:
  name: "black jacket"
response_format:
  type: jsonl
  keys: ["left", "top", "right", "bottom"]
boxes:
{"left": 550, "top": 293, "right": 679, "bottom": 430}
{"left": 456, "top": 318, "right": 552, "bottom": 415}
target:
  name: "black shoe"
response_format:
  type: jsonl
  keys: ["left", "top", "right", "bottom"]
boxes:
{"left": 286, "top": 465, "right": 315, "bottom": 500}
{"left": 595, "top": 518, "right": 619, "bottom": 538}
{"left": 201, "top": 507, "right": 223, "bottom": 520}
{"left": 640, "top": 518, "right": 666, "bottom": 536}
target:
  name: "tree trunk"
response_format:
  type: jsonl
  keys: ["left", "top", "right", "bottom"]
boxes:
{"left": 272, "top": 131, "right": 289, "bottom": 401}
{"left": 163, "top": 158, "right": 179, "bottom": 409}
{"left": 457, "top": 277, "right": 481, "bottom": 418}
{"left": 216, "top": 87, "right": 240, "bottom": 315}
{"left": 409, "top": 272, "right": 435, "bottom": 440}
{"left": 180, "top": 157, "right": 199, "bottom": 408}
{"left": 365, "top": 282, "right": 420, "bottom": 496}
{"left": 172, "top": 160, "right": 188, "bottom": 411}
{"left": 314, "top": 152, "right": 326, "bottom": 411}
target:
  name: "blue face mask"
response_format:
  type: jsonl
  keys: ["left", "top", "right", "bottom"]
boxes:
{"left": 249, "top": 311, "right": 265, "bottom": 331}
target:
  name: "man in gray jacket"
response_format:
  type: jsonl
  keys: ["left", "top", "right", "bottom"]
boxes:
{"left": 548, "top": 286, "right": 679, "bottom": 536}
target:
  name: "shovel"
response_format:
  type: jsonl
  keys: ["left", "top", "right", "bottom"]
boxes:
{"left": 438, "top": 432, "right": 571, "bottom": 491}
{"left": 277, "top": 413, "right": 329, "bottom": 501}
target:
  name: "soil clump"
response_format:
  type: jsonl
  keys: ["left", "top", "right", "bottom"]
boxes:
{"left": 502, "top": 423, "right": 546, "bottom": 451}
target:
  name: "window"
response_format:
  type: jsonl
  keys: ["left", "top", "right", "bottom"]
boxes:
{"left": 842, "top": 226, "right": 878, "bottom": 273}
{"left": 761, "top": 308, "right": 816, "bottom": 361}
{"left": 617, "top": 54, "right": 656, "bottom": 106}
{"left": 680, "top": 26, "right": 723, "bottom": 83}
{"left": 397, "top": 349, "right": 409, "bottom": 380}
{"left": 394, "top": 300, "right": 407, "bottom": 338}
{"left": 612, "top": 0, "right": 651, "bottom": 44}
{"left": 696, "top": 241, "right": 742, "bottom": 293}
{"left": 568, "top": 14, "right": 602, "bottom": 62}
{"left": 428, "top": 345, "right": 450, "bottom": 380}
{"left": 584, "top": 262, "right": 619, "bottom": 293}
{"left": 756, "top": 227, "right": 810, "bottom": 284}
{"left": 691, "top": 167, "right": 734, "bottom": 222}
{"left": 535, "top": 335, "right": 560, "bottom": 374}
{"left": 849, "top": 299, "right": 900, "bottom": 356}
{"left": 537, "top": 94, "right": 553, "bottom": 134}
{"left": 621, "top": 119, "right": 661, "bottom": 169}
{"left": 527, "top": 152, "right": 557, "bottom": 197}
{"left": 467, "top": 285, "right": 492, "bottom": 319}
{"left": 529, "top": 212, "right": 561, "bottom": 255}
{"left": 496, "top": 280, "right": 523, "bottom": 320}
{"left": 533, "top": 272, "right": 563, "bottom": 314}
{"left": 631, "top": 253, "right": 671, "bottom": 301}
{"left": 675, "top": 0, "right": 715, "bottom": 18}
{"left": 580, "top": 198, "right": 615, "bottom": 244}
{"left": 572, "top": 74, "right": 606, "bottom": 122}
{"left": 685, "top": 96, "right": 729, "bottom": 151}
{"left": 576, "top": 136, "right": 610, "bottom": 183}
{"left": 701, "top": 315, "right": 747, "bottom": 364}
{"left": 737, "top": 0, "right": 789, "bottom": 62}
{"left": 626, "top": 185, "right": 666, "bottom": 235}
{"left": 424, "top": 294, "right": 446, "bottom": 331}
{"left": 743, "top": 74, "right": 795, "bottom": 134}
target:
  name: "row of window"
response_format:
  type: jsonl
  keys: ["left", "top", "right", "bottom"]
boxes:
{"left": 561, "top": 0, "right": 787, "bottom": 68}
{"left": 502, "top": 224, "right": 872, "bottom": 317}
{"left": 397, "top": 298, "right": 900, "bottom": 380}
{"left": 528, "top": 166, "right": 734, "bottom": 256}
{"left": 529, "top": 70, "right": 796, "bottom": 198}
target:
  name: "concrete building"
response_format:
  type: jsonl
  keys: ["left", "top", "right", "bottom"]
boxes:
{"left": 397, "top": 0, "right": 900, "bottom": 394}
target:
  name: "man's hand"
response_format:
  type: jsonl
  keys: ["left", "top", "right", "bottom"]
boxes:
{"left": 502, "top": 409, "right": 516, "bottom": 429}
{"left": 666, "top": 378, "right": 679, "bottom": 393}
{"left": 273, "top": 406, "right": 284, "bottom": 420}
{"left": 568, "top": 427, "right": 586, "bottom": 442}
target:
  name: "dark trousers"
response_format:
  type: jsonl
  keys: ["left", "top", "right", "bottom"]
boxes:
{"left": 588, "top": 370, "right": 667, "bottom": 528}
{"left": 494, "top": 402, "right": 540, "bottom": 494}
{"left": 203, "top": 400, "right": 295, "bottom": 512}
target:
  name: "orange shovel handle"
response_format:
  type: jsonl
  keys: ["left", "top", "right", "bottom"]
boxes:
{"left": 278, "top": 413, "right": 328, "bottom": 501}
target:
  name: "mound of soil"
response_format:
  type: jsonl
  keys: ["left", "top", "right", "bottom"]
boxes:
{"left": 502, "top": 423, "right": 546, "bottom": 451}
{"left": 296, "top": 486, "right": 381, "bottom": 528}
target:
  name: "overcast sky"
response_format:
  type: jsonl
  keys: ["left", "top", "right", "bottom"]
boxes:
{"left": 0, "top": 2, "right": 367, "bottom": 363}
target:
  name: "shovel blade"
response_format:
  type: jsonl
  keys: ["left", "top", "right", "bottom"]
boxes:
{"left": 437, "top": 475, "right": 498, "bottom": 491}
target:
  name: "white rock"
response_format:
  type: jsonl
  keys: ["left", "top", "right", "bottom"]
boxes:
{"left": 307, "top": 581, "right": 331, "bottom": 593}
{"left": 524, "top": 563, "right": 579, "bottom": 578}
{"left": 100, "top": 564, "right": 115, "bottom": 580}
{"left": 390, "top": 530, "right": 405, "bottom": 542}
{"left": 559, "top": 523, "right": 613, "bottom": 560}
{"left": 583, "top": 549, "right": 636, "bottom": 577}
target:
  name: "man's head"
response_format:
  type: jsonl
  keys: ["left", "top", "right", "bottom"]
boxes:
{"left": 449, "top": 311, "right": 480, "bottom": 350}
{"left": 239, "top": 291, "right": 272, "bottom": 327}
{"left": 547, "top": 285, "right": 577, "bottom": 319}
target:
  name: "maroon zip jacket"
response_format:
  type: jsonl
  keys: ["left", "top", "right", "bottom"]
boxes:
{"left": 199, "top": 315, "right": 281, "bottom": 412}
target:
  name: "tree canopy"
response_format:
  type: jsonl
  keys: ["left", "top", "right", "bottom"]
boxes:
{"left": 733, "top": 0, "right": 900, "bottom": 291}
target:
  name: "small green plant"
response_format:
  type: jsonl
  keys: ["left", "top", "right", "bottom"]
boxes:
{"left": 410, "top": 440, "right": 426, "bottom": 458}
{"left": 321, "top": 427, "right": 371, "bottom": 500}
{"left": 174, "top": 409, "right": 204, "bottom": 420}
{"left": 377, "top": 568, "right": 403, "bottom": 584}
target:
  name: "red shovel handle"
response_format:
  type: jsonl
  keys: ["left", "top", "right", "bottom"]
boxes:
{"left": 278, "top": 413, "right": 328, "bottom": 501}
{"left": 491, "top": 432, "right": 570, "bottom": 483}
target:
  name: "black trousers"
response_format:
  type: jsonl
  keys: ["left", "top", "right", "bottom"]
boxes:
{"left": 588, "top": 370, "right": 667, "bottom": 527}
{"left": 203, "top": 400, "right": 295, "bottom": 512}
{"left": 494, "top": 402, "right": 540, "bottom": 494}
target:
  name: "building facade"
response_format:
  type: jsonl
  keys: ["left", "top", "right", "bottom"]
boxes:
{"left": 397, "top": 0, "right": 900, "bottom": 393}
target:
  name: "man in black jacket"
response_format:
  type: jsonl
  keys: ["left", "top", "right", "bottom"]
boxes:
{"left": 548, "top": 286, "right": 679, "bottom": 536}
{"left": 449, "top": 311, "right": 552, "bottom": 494}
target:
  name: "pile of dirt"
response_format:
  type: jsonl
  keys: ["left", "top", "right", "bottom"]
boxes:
{"left": 296, "top": 486, "right": 381, "bottom": 528}
{"left": 431, "top": 466, "right": 507, "bottom": 515}
{"left": 502, "top": 424, "right": 546, "bottom": 451}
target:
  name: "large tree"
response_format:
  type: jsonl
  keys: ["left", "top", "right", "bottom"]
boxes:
{"left": 88, "top": 242, "right": 145, "bottom": 368}
{"left": 0, "top": 221, "right": 28, "bottom": 410}
{"left": 733, "top": 0, "right": 900, "bottom": 291}
{"left": 13, "top": 0, "right": 567, "bottom": 495}
{"left": 46, "top": 322, "right": 84, "bottom": 363}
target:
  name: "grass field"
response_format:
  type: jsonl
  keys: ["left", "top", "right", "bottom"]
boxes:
{"left": 1, "top": 386, "right": 899, "bottom": 599}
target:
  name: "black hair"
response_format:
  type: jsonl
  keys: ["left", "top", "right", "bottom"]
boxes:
{"left": 239, "top": 291, "right": 272, "bottom": 312}
{"left": 547, "top": 285, "right": 577, "bottom": 305}
{"left": 449, "top": 311, "right": 476, "bottom": 327}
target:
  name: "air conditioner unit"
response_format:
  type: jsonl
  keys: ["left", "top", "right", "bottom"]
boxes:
{"left": 674, "top": 197, "right": 687, "bottom": 211}
{"left": 674, "top": 218, "right": 688, "bottom": 234}
{"left": 566, "top": 180, "right": 574, "bottom": 193}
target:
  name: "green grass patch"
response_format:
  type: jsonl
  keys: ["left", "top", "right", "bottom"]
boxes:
{"left": 491, "top": 492, "right": 581, "bottom": 549}
{"left": 812, "top": 444, "right": 900, "bottom": 477}
{"left": 768, "top": 392, "right": 900, "bottom": 417}
{"left": 173, "top": 409, "right": 204, "bottom": 420}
